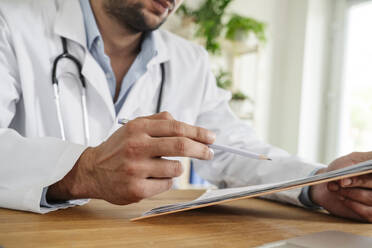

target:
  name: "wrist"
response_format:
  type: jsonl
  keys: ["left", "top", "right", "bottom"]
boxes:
{"left": 309, "top": 168, "right": 328, "bottom": 207}
{"left": 47, "top": 147, "right": 96, "bottom": 202}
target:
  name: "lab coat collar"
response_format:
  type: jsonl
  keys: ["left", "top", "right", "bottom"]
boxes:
{"left": 54, "top": 0, "right": 87, "bottom": 48}
{"left": 150, "top": 30, "right": 170, "bottom": 66}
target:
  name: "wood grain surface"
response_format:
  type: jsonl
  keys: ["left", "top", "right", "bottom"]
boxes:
{"left": 0, "top": 190, "right": 371, "bottom": 248}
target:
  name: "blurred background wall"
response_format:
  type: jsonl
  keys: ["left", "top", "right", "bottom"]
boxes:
{"left": 164, "top": 0, "right": 372, "bottom": 187}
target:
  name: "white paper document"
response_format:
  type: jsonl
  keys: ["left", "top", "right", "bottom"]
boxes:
{"left": 133, "top": 159, "right": 372, "bottom": 221}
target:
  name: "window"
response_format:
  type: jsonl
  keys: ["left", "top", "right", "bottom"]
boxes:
{"left": 339, "top": 0, "right": 372, "bottom": 154}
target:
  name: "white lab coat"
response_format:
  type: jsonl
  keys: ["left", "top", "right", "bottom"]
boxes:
{"left": 0, "top": 0, "right": 323, "bottom": 213}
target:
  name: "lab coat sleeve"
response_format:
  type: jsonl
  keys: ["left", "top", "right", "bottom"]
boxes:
{"left": 193, "top": 50, "right": 325, "bottom": 207}
{"left": 0, "top": 13, "right": 88, "bottom": 213}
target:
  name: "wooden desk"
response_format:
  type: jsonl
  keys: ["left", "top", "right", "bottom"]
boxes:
{"left": 0, "top": 190, "right": 371, "bottom": 247}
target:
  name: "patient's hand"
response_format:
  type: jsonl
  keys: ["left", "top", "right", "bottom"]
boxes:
{"left": 310, "top": 152, "right": 372, "bottom": 222}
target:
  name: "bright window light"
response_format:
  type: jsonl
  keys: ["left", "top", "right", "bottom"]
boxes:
{"left": 340, "top": 1, "right": 372, "bottom": 153}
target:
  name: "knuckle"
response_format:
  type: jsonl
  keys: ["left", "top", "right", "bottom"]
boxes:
{"left": 174, "top": 138, "right": 188, "bottom": 154}
{"left": 123, "top": 164, "right": 138, "bottom": 177}
{"left": 196, "top": 127, "right": 206, "bottom": 140}
{"left": 171, "top": 120, "right": 185, "bottom": 137}
{"left": 160, "top": 111, "right": 174, "bottom": 120}
{"left": 124, "top": 140, "right": 146, "bottom": 158}
{"left": 133, "top": 118, "right": 148, "bottom": 130}
{"left": 124, "top": 121, "right": 138, "bottom": 134}
{"left": 170, "top": 161, "right": 183, "bottom": 177}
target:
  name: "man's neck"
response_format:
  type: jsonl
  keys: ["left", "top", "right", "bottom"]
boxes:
{"left": 90, "top": 0, "right": 142, "bottom": 58}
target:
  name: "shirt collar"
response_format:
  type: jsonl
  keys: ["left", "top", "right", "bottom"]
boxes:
{"left": 79, "top": 0, "right": 168, "bottom": 63}
{"left": 79, "top": 0, "right": 101, "bottom": 50}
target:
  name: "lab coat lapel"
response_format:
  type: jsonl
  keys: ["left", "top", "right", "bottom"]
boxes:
{"left": 53, "top": 0, "right": 115, "bottom": 120}
{"left": 81, "top": 53, "right": 116, "bottom": 119}
{"left": 116, "top": 72, "right": 154, "bottom": 120}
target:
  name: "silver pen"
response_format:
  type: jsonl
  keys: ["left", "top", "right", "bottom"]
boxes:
{"left": 208, "top": 144, "right": 272, "bottom": 161}
{"left": 118, "top": 119, "right": 272, "bottom": 161}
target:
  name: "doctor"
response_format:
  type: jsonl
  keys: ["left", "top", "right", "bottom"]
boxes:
{"left": 1, "top": 0, "right": 372, "bottom": 222}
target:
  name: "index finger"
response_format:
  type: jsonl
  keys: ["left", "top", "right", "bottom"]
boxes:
{"left": 145, "top": 119, "right": 216, "bottom": 144}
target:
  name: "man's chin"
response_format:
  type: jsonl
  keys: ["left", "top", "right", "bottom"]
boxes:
{"left": 137, "top": 14, "right": 167, "bottom": 31}
{"left": 143, "top": 10, "right": 168, "bottom": 28}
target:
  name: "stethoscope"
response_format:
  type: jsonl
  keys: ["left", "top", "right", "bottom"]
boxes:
{"left": 52, "top": 37, "right": 166, "bottom": 145}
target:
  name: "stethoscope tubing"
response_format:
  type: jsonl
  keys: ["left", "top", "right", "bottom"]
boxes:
{"left": 52, "top": 37, "right": 90, "bottom": 145}
{"left": 52, "top": 37, "right": 166, "bottom": 146}
{"left": 53, "top": 83, "right": 66, "bottom": 141}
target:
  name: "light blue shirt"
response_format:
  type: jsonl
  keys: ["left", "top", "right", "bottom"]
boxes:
{"left": 80, "top": 0, "right": 158, "bottom": 114}
{"left": 40, "top": 0, "right": 157, "bottom": 208}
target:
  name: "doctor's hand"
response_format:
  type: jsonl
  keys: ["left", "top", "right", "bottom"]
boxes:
{"left": 310, "top": 152, "right": 372, "bottom": 222}
{"left": 47, "top": 112, "right": 216, "bottom": 205}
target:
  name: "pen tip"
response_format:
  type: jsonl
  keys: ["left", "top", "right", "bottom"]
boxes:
{"left": 259, "top": 155, "right": 272, "bottom": 161}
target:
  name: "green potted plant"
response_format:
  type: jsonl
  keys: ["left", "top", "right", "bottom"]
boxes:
{"left": 230, "top": 91, "right": 254, "bottom": 120}
{"left": 177, "top": 1, "right": 266, "bottom": 55}
{"left": 177, "top": 0, "right": 233, "bottom": 54}
{"left": 225, "top": 14, "right": 267, "bottom": 43}
{"left": 176, "top": 0, "right": 265, "bottom": 121}
{"left": 224, "top": 14, "right": 266, "bottom": 55}
{"left": 232, "top": 91, "right": 248, "bottom": 101}
{"left": 215, "top": 69, "right": 232, "bottom": 90}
